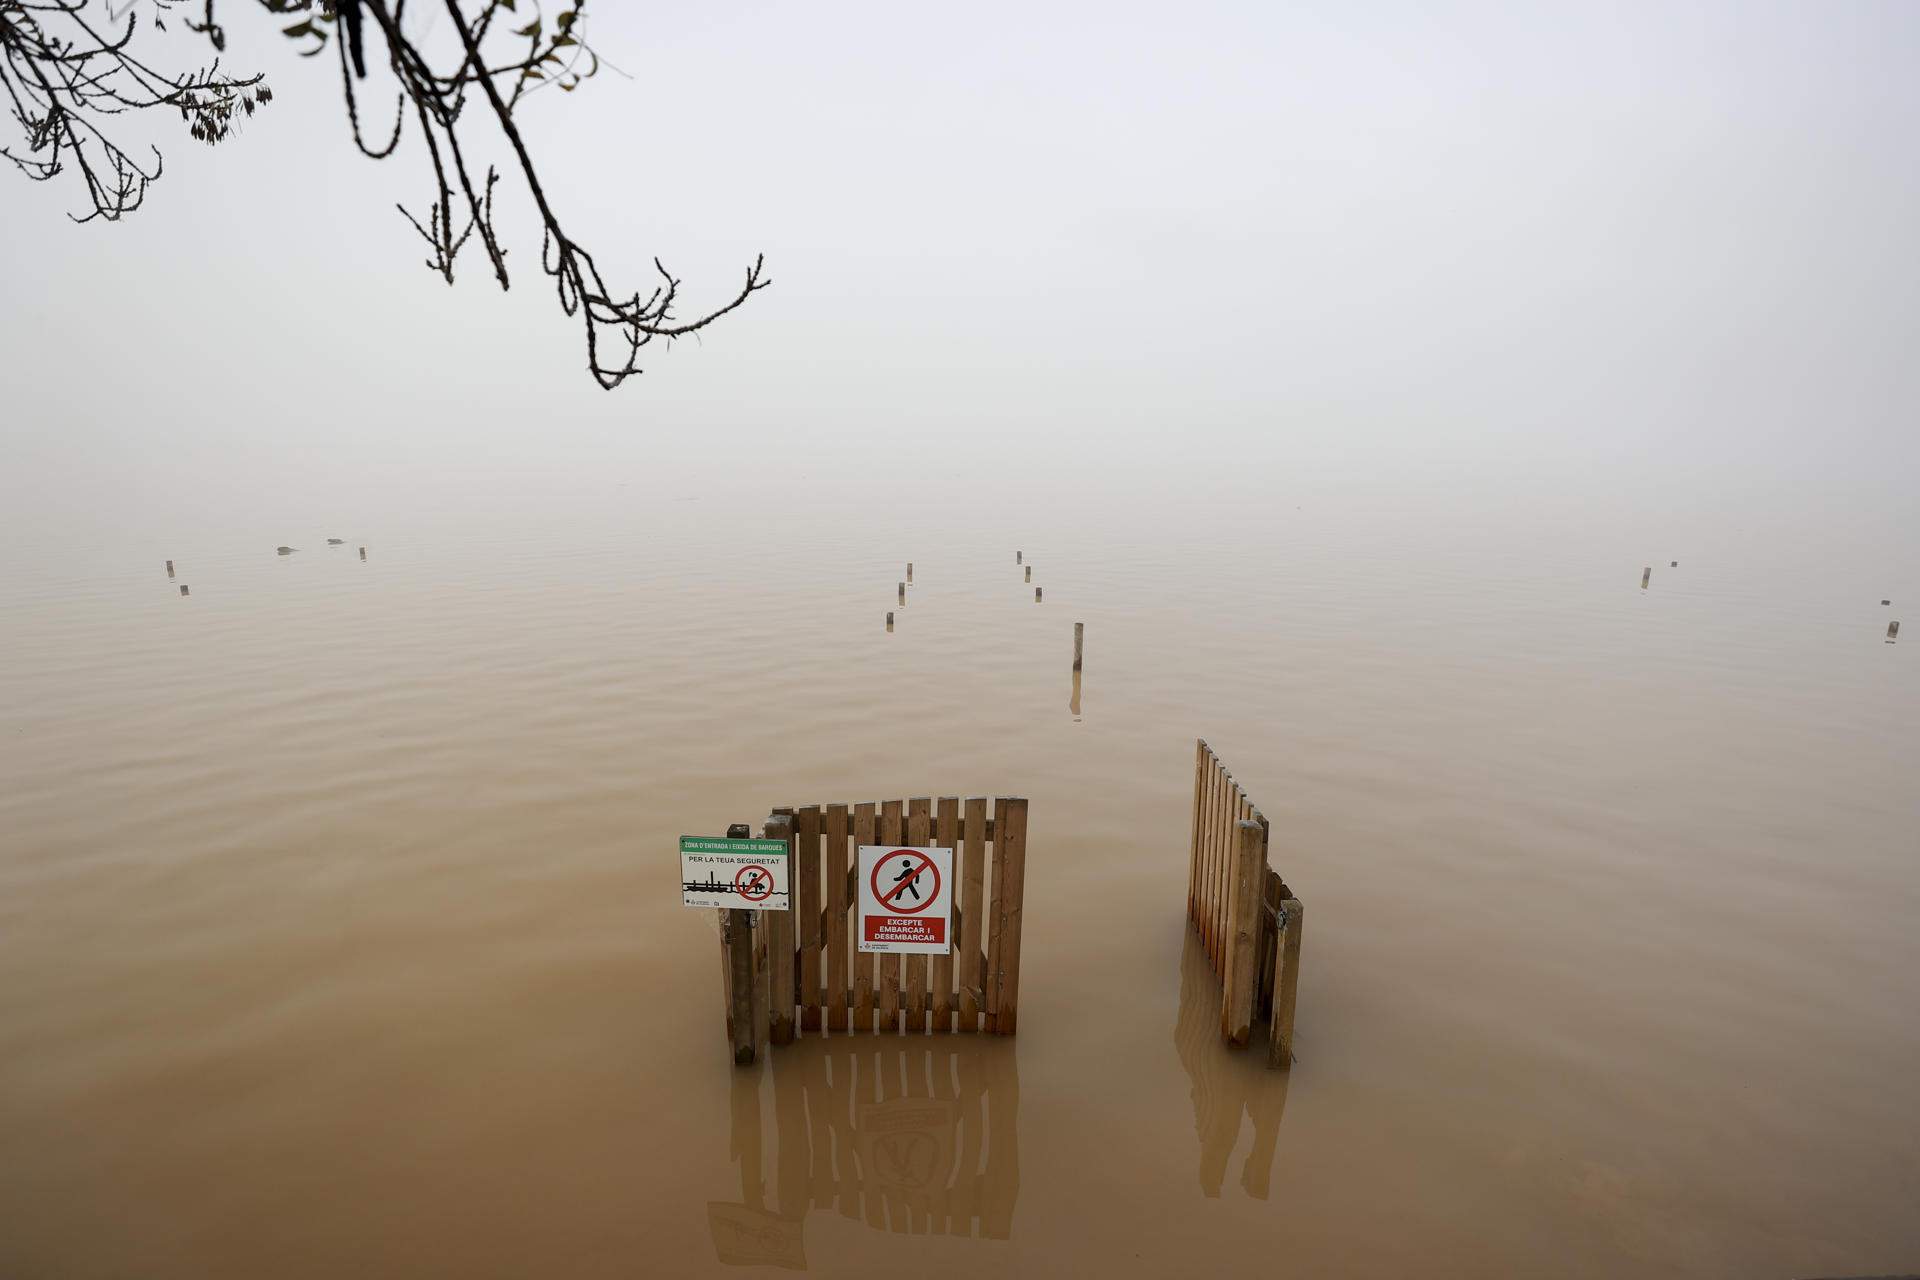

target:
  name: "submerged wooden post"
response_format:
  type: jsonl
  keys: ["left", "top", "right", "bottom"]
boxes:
{"left": 1223, "top": 820, "right": 1264, "bottom": 1045}
{"left": 1072, "top": 622, "right": 1084, "bottom": 673}
{"left": 1890, "top": 621, "right": 1901, "bottom": 641}
{"left": 1016, "top": 551, "right": 1022, "bottom": 564}
{"left": 989, "top": 797, "right": 1029, "bottom": 1035}
{"left": 907, "top": 562, "right": 913, "bottom": 584}
{"left": 764, "top": 813, "right": 796, "bottom": 1047}
{"left": 723, "top": 822, "right": 759, "bottom": 1065}
{"left": 1269, "top": 898, "right": 1303, "bottom": 1069}
{"left": 359, "top": 546, "right": 367, "bottom": 561}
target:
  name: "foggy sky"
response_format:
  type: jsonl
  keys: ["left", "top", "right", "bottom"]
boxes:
{"left": 3, "top": 1, "right": 1918, "bottom": 543}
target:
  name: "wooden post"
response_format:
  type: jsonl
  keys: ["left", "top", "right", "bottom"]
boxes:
{"left": 826, "top": 803, "right": 851, "bottom": 1033}
{"left": 886, "top": 612, "right": 894, "bottom": 631}
{"left": 1024, "top": 566, "right": 1031, "bottom": 583}
{"left": 1269, "top": 898, "right": 1303, "bottom": 1069}
{"left": 960, "top": 797, "right": 988, "bottom": 1031}
{"left": 1641, "top": 567, "right": 1651, "bottom": 588}
{"left": 898, "top": 581, "right": 906, "bottom": 605}
{"left": 1187, "top": 740, "right": 1206, "bottom": 925}
{"left": 1034, "top": 587, "right": 1042, "bottom": 603}
{"left": 726, "top": 907, "right": 756, "bottom": 1064}
{"left": 907, "top": 562, "right": 913, "bottom": 584}
{"left": 907, "top": 798, "right": 932, "bottom": 1033}
{"left": 178, "top": 585, "right": 190, "bottom": 597}
{"left": 763, "top": 814, "right": 796, "bottom": 1046}
{"left": 1890, "top": 621, "right": 1901, "bottom": 641}
{"left": 1072, "top": 622, "right": 1083, "bottom": 673}
{"left": 1223, "top": 820, "right": 1264, "bottom": 1045}
{"left": 933, "top": 797, "right": 959, "bottom": 1032}
{"left": 853, "top": 802, "right": 878, "bottom": 1031}
{"left": 988, "top": 797, "right": 1028, "bottom": 1035}
{"left": 795, "top": 806, "right": 823, "bottom": 1033}
{"left": 359, "top": 547, "right": 367, "bottom": 560}
{"left": 878, "top": 800, "right": 905, "bottom": 1031}
{"left": 165, "top": 560, "right": 174, "bottom": 577}
{"left": 1015, "top": 551, "right": 1021, "bottom": 564}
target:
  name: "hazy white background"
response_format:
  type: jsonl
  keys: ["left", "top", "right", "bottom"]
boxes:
{"left": 3, "top": 0, "right": 1916, "bottom": 557}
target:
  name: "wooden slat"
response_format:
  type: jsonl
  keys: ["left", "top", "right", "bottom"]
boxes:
{"left": 1188, "top": 739, "right": 1207, "bottom": 926}
{"left": 825, "top": 803, "right": 851, "bottom": 1034}
{"left": 1201, "top": 756, "right": 1219, "bottom": 965}
{"left": 795, "top": 806, "right": 822, "bottom": 1033}
{"left": 988, "top": 797, "right": 1029, "bottom": 1035}
{"left": 933, "top": 797, "right": 959, "bottom": 1033}
{"left": 764, "top": 814, "right": 797, "bottom": 1046}
{"left": 1213, "top": 766, "right": 1234, "bottom": 974}
{"left": 1270, "top": 897, "right": 1303, "bottom": 1068}
{"left": 959, "top": 796, "right": 987, "bottom": 1032}
{"left": 1224, "top": 817, "right": 1264, "bottom": 1045}
{"left": 905, "top": 797, "right": 932, "bottom": 1034}
{"left": 878, "top": 799, "right": 904, "bottom": 1032}
{"left": 853, "top": 802, "right": 877, "bottom": 1032}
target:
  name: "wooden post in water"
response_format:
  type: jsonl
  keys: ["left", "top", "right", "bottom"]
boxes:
{"left": 764, "top": 813, "right": 796, "bottom": 1047}
{"left": 988, "top": 797, "right": 1029, "bottom": 1034}
{"left": 359, "top": 546, "right": 367, "bottom": 561}
{"left": 907, "top": 562, "right": 913, "bottom": 584}
{"left": 1641, "top": 567, "right": 1651, "bottom": 588}
{"left": 179, "top": 584, "right": 189, "bottom": 597}
{"left": 1072, "top": 622, "right": 1084, "bottom": 673}
{"left": 1024, "top": 565, "right": 1031, "bottom": 583}
{"left": 1890, "top": 621, "right": 1901, "bottom": 642}
{"left": 165, "top": 560, "right": 175, "bottom": 578}
{"left": 1016, "top": 551, "right": 1022, "bottom": 565}
{"left": 1269, "top": 898, "right": 1303, "bottom": 1069}
{"left": 724, "top": 822, "right": 759, "bottom": 1065}
{"left": 1034, "top": 587, "right": 1042, "bottom": 603}
{"left": 898, "top": 581, "right": 906, "bottom": 605}
{"left": 886, "top": 612, "right": 894, "bottom": 631}
{"left": 1223, "top": 820, "right": 1264, "bottom": 1046}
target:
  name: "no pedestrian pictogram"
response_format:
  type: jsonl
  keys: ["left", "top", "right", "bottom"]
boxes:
{"left": 857, "top": 845, "right": 953, "bottom": 954}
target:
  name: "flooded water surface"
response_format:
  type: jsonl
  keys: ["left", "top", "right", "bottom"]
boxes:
{"left": 1, "top": 466, "right": 1916, "bottom": 1280}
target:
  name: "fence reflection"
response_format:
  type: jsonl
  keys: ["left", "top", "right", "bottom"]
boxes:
{"left": 1173, "top": 930, "right": 1290, "bottom": 1198}
{"left": 709, "top": 1038, "right": 1020, "bottom": 1268}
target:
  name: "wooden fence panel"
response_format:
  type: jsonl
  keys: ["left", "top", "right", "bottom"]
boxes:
{"left": 1185, "top": 740, "right": 1302, "bottom": 1070}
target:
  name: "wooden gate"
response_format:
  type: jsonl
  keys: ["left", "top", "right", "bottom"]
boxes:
{"left": 1187, "top": 740, "right": 1303, "bottom": 1068}
{"left": 721, "top": 797, "right": 1029, "bottom": 1061}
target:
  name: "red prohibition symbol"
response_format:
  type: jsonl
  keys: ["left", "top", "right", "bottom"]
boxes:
{"left": 872, "top": 849, "right": 940, "bottom": 915}
{"left": 735, "top": 864, "right": 774, "bottom": 902}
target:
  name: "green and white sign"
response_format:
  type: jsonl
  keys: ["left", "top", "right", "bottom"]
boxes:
{"left": 681, "top": 836, "right": 790, "bottom": 911}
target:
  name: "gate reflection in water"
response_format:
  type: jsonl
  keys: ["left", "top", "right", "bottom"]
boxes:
{"left": 1174, "top": 930, "right": 1291, "bottom": 1198}
{"left": 709, "top": 1038, "right": 1020, "bottom": 1268}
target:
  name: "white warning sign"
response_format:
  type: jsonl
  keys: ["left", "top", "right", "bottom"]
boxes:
{"left": 857, "top": 844, "right": 953, "bottom": 954}
{"left": 681, "top": 836, "right": 790, "bottom": 911}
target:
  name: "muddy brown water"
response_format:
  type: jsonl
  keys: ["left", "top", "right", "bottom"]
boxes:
{"left": 1, "top": 480, "right": 1915, "bottom": 1278}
